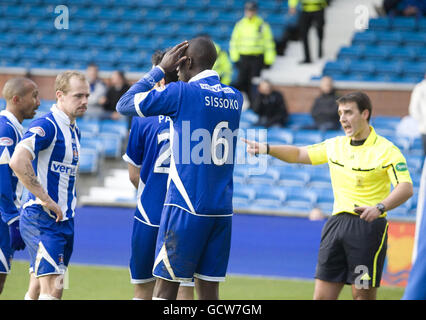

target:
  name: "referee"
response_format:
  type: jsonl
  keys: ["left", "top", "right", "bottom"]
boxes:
{"left": 243, "top": 91, "right": 413, "bottom": 300}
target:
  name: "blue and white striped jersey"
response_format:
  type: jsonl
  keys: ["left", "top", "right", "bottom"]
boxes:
{"left": 17, "top": 105, "right": 81, "bottom": 221}
{"left": 123, "top": 115, "right": 171, "bottom": 226}
{"left": 117, "top": 68, "right": 243, "bottom": 216}
{"left": 0, "top": 110, "right": 24, "bottom": 225}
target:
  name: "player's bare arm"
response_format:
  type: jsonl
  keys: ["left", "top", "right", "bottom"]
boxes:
{"left": 355, "top": 182, "right": 413, "bottom": 222}
{"left": 127, "top": 164, "right": 140, "bottom": 189}
{"left": 9, "top": 146, "right": 63, "bottom": 222}
{"left": 241, "top": 138, "right": 312, "bottom": 164}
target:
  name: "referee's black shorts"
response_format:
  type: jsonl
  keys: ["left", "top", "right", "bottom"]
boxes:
{"left": 315, "top": 212, "right": 388, "bottom": 288}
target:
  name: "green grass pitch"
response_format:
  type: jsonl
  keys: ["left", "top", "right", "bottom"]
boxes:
{"left": 1, "top": 260, "right": 404, "bottom": 300}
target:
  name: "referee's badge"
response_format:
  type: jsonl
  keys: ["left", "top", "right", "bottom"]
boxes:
{"left": 356, "top": 175, "right": 364, "bottom": 187}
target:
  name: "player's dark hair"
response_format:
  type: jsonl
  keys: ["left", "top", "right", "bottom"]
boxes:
{"left": 188, "top": 37, "right": 217, "bottom": 71}
{"left": 151, "top": 50, "right": 178, "bottom": 84}
{"left": 337, "top": 91, "right": 372, "bottom": 121}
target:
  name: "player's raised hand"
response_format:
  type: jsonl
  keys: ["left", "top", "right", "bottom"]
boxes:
{"left": 241, "top": 138, "right": 268, "bottom": 156}
{"left": 159, "top": 41, "right": 189, "bottom": 72}
{"left": 36, "top": 197, "right": 63, "bottom": 222}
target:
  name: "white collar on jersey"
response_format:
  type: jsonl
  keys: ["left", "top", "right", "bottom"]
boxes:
{"left": 188, "top": 69, "right": 220, "bottom": 83}
{"left": 0, "top": 109, "right": 24, "bottom": 135}
{"left": 51, "top": 104, "right": 73, "bottom": 126}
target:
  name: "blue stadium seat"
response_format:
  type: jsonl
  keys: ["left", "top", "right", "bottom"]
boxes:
{"left": 292, "top": 130, "right": 322, "bottom": 145}
{"left": 375, "top": 31, "right": 403, "bottom": 47}
{"left": 323, "top": 130, "right": 343, "bottom": 140}
{"left": 240, "top": 109, "right": 259, "bottom": 124}
{"left": 311, "top": 186, "right": 334, "bottom": 214}
{"left": 252, "top": 184, "right": 286, "bottom": 208}
{"left": 372, "top": 116, "right": 401, "bottom": 129}
{"left": 79, "top": 148, "right": 100, "bottom": 174}
{"left": 389, "top": 46, "right": 417, "bottom": 62}
{"left": 267, "top": 128, "right": 293, "bottom": 144}
{"left": 0, "top": 98, "right": 6, "bottom": 110}
{"left": 308, "top": 169, "right": 331, "bottom": 189}
{"left": 419, "top": 19, "right": 426, "bottom": 32}
{"left": 347, "top": 60, "right": 375, "bottom": 77}
{"left": 233, "top": 183, "right": 256, "bottom": 201}
{"left": 368, "top": 18, "right": 391, "bottom": 31}
{"left": 280, "top": 186, "right": 316, "bottom": 213}
{"left": 80, "top": 137, "right": 105, "bottom": 157}
{"left": 287, "top": 113, "right": 314, "bottom": 129}
{"left": 362, "top": 46, "right": 390, "bottom": 61}
{"left": 99, "top": 120, "right": 128, "bottom": 138}
{"left": 409, "top": 137, "right": 424, "bottom": 154}
{"left": 276, "top": 166, "right": 310, "bottom": 187}
{"left": 78, "top": 122, "right": 100, "bottom": 137}
{"left": 352, "top": 31, "right": 377, "bottom": 46}
{"left": 337, "top": 46, "right": 364, "bottom": 61}
{"left": 402, "top": 32, "right": 426, "bottom": 47}
{"left": 405, "top": 154, "right": 424, "bottom": 175}
{"left": 247, "top": 167, "right": 280, "bottom": 185}
{"left": 416, "top": 47, "right": 426, "bottom": 62}
{"left": 391, "top": 17, "right": 417, "bottom": 32}
{"left": 97, "top": 132, "right": 123, "bottom": 158}
{"left": 375, "top": 61, "right": 402, "bottom": 78}
{"left": 322, "top": 61, "right": 349, "bottom": 77}
{"left": 233, "top": 165, "right": 249, "bottom": 184}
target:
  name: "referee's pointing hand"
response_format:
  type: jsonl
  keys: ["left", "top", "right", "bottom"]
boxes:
{"left": 241, "top": 138, "right": 267, "bottom": 156}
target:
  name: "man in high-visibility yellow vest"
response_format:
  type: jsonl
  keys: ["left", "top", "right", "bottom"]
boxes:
{"left": 213, "top": 42, "right": 233, "bottom": 86}
{"left": 229, "top": 2, "right": 276, "bottom": 103}
{"left": 289, "top": 0, "right": 328, "bottom": 64}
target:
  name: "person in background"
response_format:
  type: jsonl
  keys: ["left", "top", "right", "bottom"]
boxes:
{"left": 252, "top": 79, "right": 289, "bottom": 128}
{"left": 309, "top": 76, "right": 340, "bottom": 131}
{"left": 85, "top": 63, "right": 107, "bottom": 119}
{"left": 288, "top": 0, "right": 328, "bottom": 64}
{"left": 230, "top": 1, "right": 276, "bottom": 104}
{"left": 101, "top": 70, "right": 130, "bottom": 121}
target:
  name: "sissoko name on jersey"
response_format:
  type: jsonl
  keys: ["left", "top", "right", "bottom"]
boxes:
{"left": 117, "top": 68, "right": 243, "bottom": 217}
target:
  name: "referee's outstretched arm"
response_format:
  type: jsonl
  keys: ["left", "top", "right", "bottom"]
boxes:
{"left": 242, "top": 138, "right": 312, "bottom": 164}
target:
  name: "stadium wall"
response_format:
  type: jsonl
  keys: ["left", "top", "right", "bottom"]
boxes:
{"left": 0, "top": 72, "right": 413, "bottom": 117}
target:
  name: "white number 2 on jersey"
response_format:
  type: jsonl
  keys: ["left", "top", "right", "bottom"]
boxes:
{"left": 153, "top": 131, "right": 171, "bottom": 174}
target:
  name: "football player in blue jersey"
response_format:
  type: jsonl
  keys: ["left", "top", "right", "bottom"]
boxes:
{"left": 10, "top": 71, "right": 89, "bottom": 300}
{"left": 0, "top": 77, "right": 40, "bottom": 295}
{"left": 124, "top": 50, "right": 193, "bottom": 300}
{"left": 117, "top": 37, "right": 243, "bottom": 300}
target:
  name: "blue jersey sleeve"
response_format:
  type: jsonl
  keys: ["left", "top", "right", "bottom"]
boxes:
{"left": 18, "top": 117, "right": 56, "bottom": 160}
{"left": 123, "top": 118, "right": 146, "bottom": 168}
{"left": 116, "top": 67, "right": 180, "bottom": 118}
{"left": 0, "top": 124, "right": 19, "bottom": 224}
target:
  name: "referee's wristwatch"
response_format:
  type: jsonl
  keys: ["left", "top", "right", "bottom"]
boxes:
{"left": 375, "top": 203, "right": 386, "bottom": 214}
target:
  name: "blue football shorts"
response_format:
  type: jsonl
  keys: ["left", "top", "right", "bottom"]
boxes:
{"left": 129, "top": 215, "right": 194, "bottom": 287}
{"left": 129, "top": 216, "right": 158, "bottom": 283}
{"left": 153, "top": 205, "right": 232, "bottom": 282}
{"left": 20, "top": 205, "right": 74, "bottom": 277}
{"left": 0, "top": 219, "right": 12, "bottom": 274}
